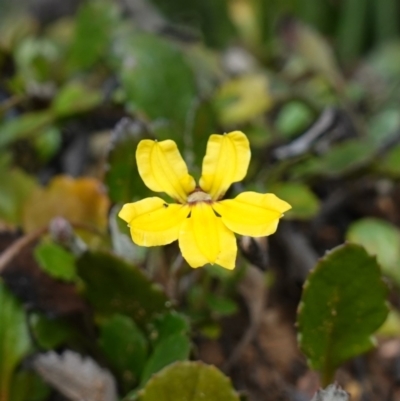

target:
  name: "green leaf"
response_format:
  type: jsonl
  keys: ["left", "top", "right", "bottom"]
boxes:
{"left": 76, "top": 251, "right": 168, "bottom": 326}
{"left": 148, "top": 0, "right": 235, "bottom": 48}
{"left": 0, "top": 281, "right": 32, "bottom": 400}
{"left": 14, "top": 36, "right": 63, "bottom": 83}
{"left": 377, "top": 144, "right": 400, "bottom": 177}
{"left": 291, "top": 139, "right": 375, "bottom": 178}
{"left": 346, "top": 218, "right": 400, "bottom": 285}
{"left": 0, "top": 111, "right": 54, "bottom": 148}
{"left": 140, "top": 333, "right": 191, "bottom": 386}
{"left": 10, "top": 371, "right": 50, "bottom": 401}
{"left": 205, "top": 293, "right": 238, "bottom": 316}
{"left": 69, "top": 0, "right": 118, "bottom": 70}
{"left": 366, "top": 42, "right": 400, "bottom": 82}
{"left": 275, "top": 101, "right": 314, "bottom": 139}
{"left": 105, "top": 120, "right": 150, "bottom": 203}
{"left": 138, "top": 361, "right": 240, "bottom": 401}
{"left": 270, "top": 182, "right": 320, "bottom": 220}
{"left": 367, "top": 109, "right": 400, "bottom": 146}
{"left": 118, "top": 33, "right": 197, "bottom": 131}
{"left": 29, "top": 313, "right": 73, "bottom": 350}
{"left": 297, "top": 243, "right": 389, "bottom": 386}
{"left": 99, "top": 314, "right": 148, "bottom": 390}
{"left": 0, "top": 167, "right": 36, "bottom": 225}
{"left": 34, "top": 240, "right": 77, "bottom": 282}
{"left": 51, "top": 82, "right": 103, "bottom": 118}
{"left": 148, "top": 311, "right": 190, "bottom": 347}
{"left": 33, "top": 126, "right": 62, "bottom": 162}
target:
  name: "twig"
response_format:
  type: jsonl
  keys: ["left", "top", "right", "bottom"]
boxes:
{"left": 0, "top": 227, "right": 47, "bottom": 274}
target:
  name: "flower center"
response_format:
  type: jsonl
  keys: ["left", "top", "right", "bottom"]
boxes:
{"left": 187, "top": 190, "right": 212, "bottom": 204}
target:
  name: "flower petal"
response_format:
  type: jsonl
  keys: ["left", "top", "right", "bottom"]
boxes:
{"left": 119, "top": 197, "right": 190, "bottom": 246}
{"left": 178, "top": 203, "right": 237, "bottom": 270}
{"left": 199, "top": 131, "right": 250, "bottom": 200}
{"left": 213, "top": 191, "right": 291, "bottom": 237}
{"left": 136, "top": 139, "right": 196, "bottom": 203}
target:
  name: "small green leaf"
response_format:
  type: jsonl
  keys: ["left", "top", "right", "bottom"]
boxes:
{"left": 14, "top": 36, "right": 63, "bottom": 83}
{"left": 367, "top": 109, "right": 400, "bottom": 146}
{"left": 292, "top": 139, "right": 375, "bottom": 178}
{"left": 51, "top": 82, "right": 102, "bottom": 118}
{"left": 99, "top": 314, "right": 148, "bottom": 390}
{"left": 366, "top": 42, "right": 400, "bottom": 82}
{"left": 271, "top": 182, "right": 320, "bottom": 220}
{"left": 298, "top": 243, "right": 389, "bottom": 386}
{"left": 140, "top": 333, "right": 191, "bottom": 386}
{"left": 76, "top": 251, "right": 168, "bottom": 326}
{"left": 29, "top": 313, "right": 73, "bottom": 350}
{"left": 0, "top": 281, "right": 32, "bottom": 400}
{"left": 0, "top": 111, "right": 54, "bottom": 148}
{"left": 34, "top": 241, "right": 77, "bottom": 282}
{"left": 205, "top": 293, "right": 238, "bottom": 316}
{"left": 276, "top": 101, "right": 314, "bottom": 139}
{"left": 138, "top": 361, "right": 240, "bottom": 401}
{"left": 346, "top": 218, "right": 400, "bottom": 285}
{"left": 33, "top": 126, "right": 62, "bottom": 162}
{"left": 148, "top": 311, "right": 189, "bottom": 347}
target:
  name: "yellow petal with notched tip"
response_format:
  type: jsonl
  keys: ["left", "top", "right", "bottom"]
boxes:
{"left": 119, "top": 197, "right": 190, "bottom": 246}
{"left": 213, "top": 192, "right": 291, "bottom": 237}
{"left": 136, "top": 139, "right": 196, "bottom": 203}
{"left": 178, "top": 202, "right": 237, "bottom": 269}
{"left": 200, "top": 131, "right": 250, "bottom": 200}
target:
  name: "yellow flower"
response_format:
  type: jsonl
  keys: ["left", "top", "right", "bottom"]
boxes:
{"left": 118, "top": 131, "right": 291, "bottom": 270}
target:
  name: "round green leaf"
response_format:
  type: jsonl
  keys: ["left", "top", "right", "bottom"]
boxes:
{"left": 298, "top": 243, "right": 389, "bottom": 384}
{"left": 346, "top": 218, "right": 400, "bottom": 285}
{"left": 139, "top": 361, "right": 240, "bottom": 401}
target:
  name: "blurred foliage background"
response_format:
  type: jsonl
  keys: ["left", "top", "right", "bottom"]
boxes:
{"left": 1, "top": 0, "right": 400, "bottom": 400}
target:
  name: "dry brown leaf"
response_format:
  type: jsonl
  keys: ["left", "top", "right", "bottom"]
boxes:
{"left": 22, "top": 176, "right": 109, "bottom": 233}
{"left": 33, "top": 350, "right": 117, "bottom": 401}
